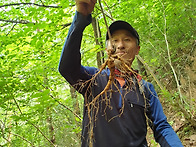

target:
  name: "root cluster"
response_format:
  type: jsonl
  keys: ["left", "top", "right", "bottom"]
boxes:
{"left": 74, "top": 52, "right": 148, "bottom": 147}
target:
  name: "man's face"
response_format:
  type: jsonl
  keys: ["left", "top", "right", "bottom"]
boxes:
{"left": 106, "top": 29, "right": 140, "bottom": 67}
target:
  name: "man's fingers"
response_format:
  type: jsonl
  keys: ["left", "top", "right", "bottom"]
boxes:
{"left": 75, "top": 0, "right": 96, "bottom": 15}
{"left": 76, "top": 0, "right": 96, "bottom": 4}
{"left": 91, "top": 0, "right": 97, "bottom": 4}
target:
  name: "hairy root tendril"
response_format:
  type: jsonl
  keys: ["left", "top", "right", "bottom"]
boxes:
{"left": 73, "top": 54, "right": 152, "bottom": 147}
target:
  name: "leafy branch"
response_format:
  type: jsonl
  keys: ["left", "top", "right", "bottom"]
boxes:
{"left": 10, "top": 133, "right": 35, "bottom": 147}
{"left": 44, "top": 83, "right": 82, "bottom": 121}
{"left": 11, "top": 95, "right": 56, "bottom": 147}
{"left": 41, "top": 83, "right": 82, "bottom": 120}
{"left": 0, "top": 120, "right": 11, "bottom": 144}
{"left": 0, "top": 19, "right": 35, "bottom": 24}
{"left": 61, "top": 22, "right": 72, "bottom": 29}
{"left": 0, "top": 18, "right": 72, "bottom": 31}
{"left": 158, "top": 0, "right": 196, "bottom": 128}
{"left": 50, "top": 94, "right": 82, "bottom": 121}
{"left": 160, "top": 1, "right": 184, "bottom": 104}
{"left": 0, "top": 3, "right": 62, "bottom": 9}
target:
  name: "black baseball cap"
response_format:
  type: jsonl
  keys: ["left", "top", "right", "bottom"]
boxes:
{"left": 106, "top": 20, "right": 140, "bottom": 45}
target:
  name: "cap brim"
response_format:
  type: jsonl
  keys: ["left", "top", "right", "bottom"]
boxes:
{"left": 106, "top": 20, "right": 139, "bottom": 44}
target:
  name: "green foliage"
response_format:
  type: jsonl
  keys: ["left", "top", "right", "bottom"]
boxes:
{"left": 0, "top": 0, "right": 195, "bottom": 146}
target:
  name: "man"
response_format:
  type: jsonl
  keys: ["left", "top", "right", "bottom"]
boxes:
{"left": 58, "top": 0, "right": 183, "bottom": 146}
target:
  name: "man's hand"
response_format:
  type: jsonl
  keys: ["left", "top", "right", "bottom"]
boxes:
{"left": 75, "top": 0, "right": 97, "bottom": 16}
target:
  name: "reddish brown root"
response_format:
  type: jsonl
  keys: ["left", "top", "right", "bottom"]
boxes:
{"left": 75, "top": 53, "right": 149, "bottom": 147}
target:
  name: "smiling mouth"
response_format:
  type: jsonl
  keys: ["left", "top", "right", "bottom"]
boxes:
{"left": 116, "top": 52, "right": 126, "bottom": 56}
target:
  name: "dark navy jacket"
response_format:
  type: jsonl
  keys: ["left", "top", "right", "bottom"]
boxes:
{"left": 58, "top": 11, "right": 183, "bottom": 147}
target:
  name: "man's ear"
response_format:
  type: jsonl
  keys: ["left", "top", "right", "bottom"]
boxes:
{"left": 136, "top": 46, "right": 140, "bottom": 55}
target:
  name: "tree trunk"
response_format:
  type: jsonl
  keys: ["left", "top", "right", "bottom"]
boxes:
{"left": 46, "top": 108, "right": 55, "bottom": 145}
{"left": 92, "top": 17, "right": 105, "bottom": 68}
{"left": 69, "top": 85, "right": 81, "bottom": 138}
{"left": 70, "top": 86, "right": 80, "bottom": 116}
{"left": 42, "top": 58, "right": 56, "bottom": 145}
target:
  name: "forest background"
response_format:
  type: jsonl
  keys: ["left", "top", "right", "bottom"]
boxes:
{"left": 0, "top": 0, "right": 195, "bottom": 146}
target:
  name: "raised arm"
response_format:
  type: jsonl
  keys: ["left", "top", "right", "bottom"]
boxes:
{"left": 58, "top": 0, "right": 97, "bottom": 85}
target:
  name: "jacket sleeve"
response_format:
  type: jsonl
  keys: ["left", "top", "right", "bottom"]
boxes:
{"left": 145, "top": 82, "right": 183, "bottom": 147}
{"left": 58, "top": 11, "right": 97, "bottom": 86}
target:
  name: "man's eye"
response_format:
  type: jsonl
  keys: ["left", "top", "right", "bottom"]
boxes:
{"left": 124, "top": 38, "right": 130, "bottom": 41}
{"left": 112, "top": 39, "right": 118, "bottom": 42}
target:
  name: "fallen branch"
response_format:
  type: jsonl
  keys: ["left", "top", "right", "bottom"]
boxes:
{"left": 136, "top": 55, "right": 164, "bottom": 91}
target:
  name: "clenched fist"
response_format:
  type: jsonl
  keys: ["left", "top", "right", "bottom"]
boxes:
{"left": 75, "top": 0, "right": 97, "bottom": 16}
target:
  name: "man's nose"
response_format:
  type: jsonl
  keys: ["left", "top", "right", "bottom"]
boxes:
{"left": 116, "top": 40, "right": 125, "bottom": 50}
